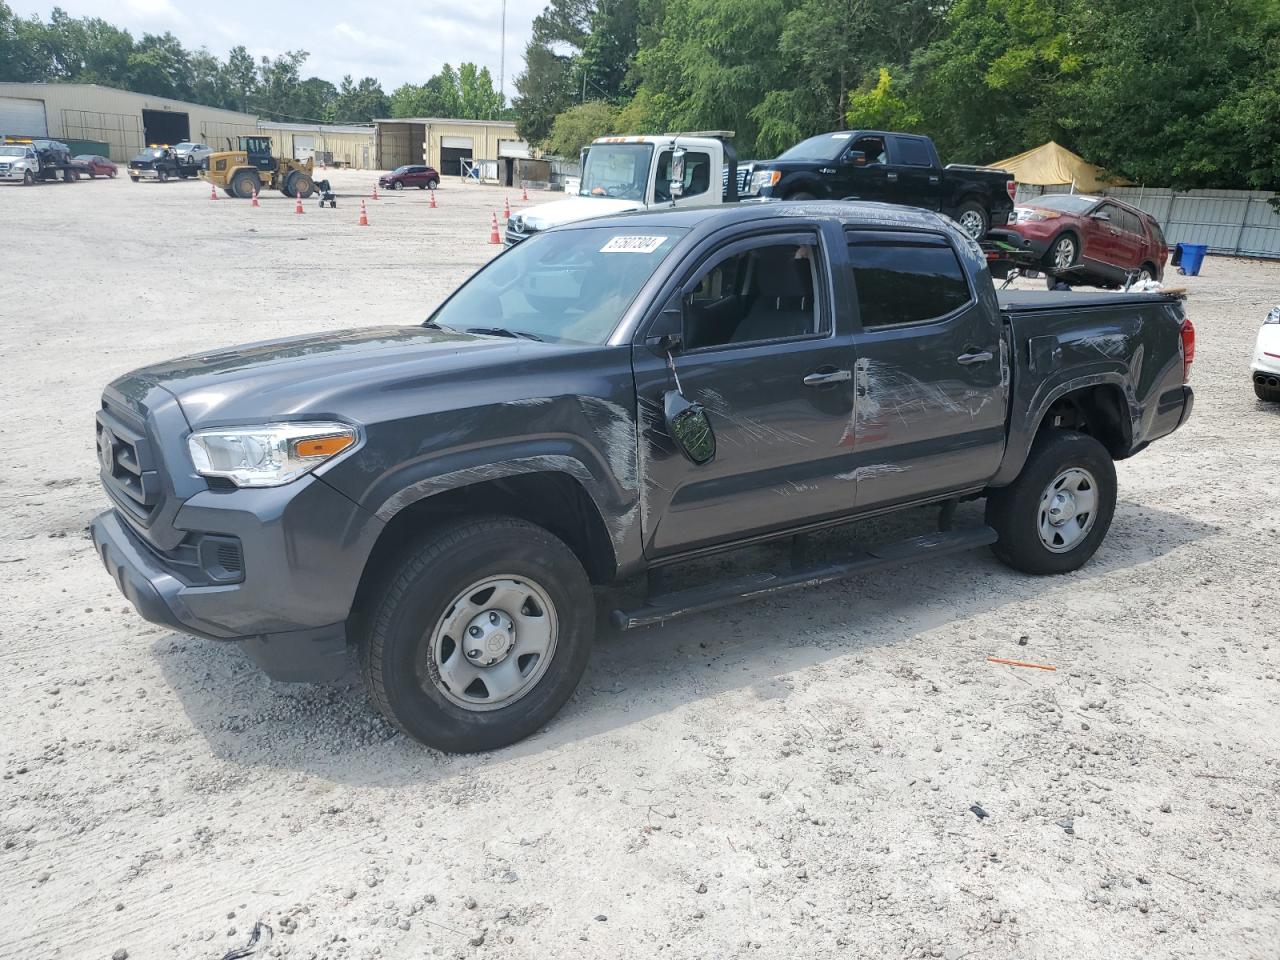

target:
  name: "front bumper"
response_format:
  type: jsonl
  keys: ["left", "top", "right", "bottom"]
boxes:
{"left": 90, "top": 475, "right": 383, "bottom": 681}
{"left": 987, "top": 227, "right": 1051, "bottom": 261}
{"left": 129, "top": 168, "right": 160, "bottom": 179}
{"left": 0, "top": 167, "right": 32, "bottom": 181}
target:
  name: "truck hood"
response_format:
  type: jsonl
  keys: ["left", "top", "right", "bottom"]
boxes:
{"left": 514, "top": 195, "right": 646, "bottom": 231}
{"left": 113, "top": 325, "right": 552, "bottom": 427}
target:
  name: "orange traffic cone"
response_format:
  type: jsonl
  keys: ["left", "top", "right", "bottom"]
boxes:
{"left": 428, "top": 189, "right": 437, "bottom": 209}
{"left": 358, "top": 200, "right": 369, "bottom": 226}
{"left": 503, "top": 196, "right": 511, "bottom": 221}
{"left": 372, "top": 183, "right": 380, "bottom": 200}
{"left": 250, "top": 186, "right": 259, "bottom": 208}
{"left": 488, "top": 212, "right": 501, "bottom": 244}
{"left": 521, "top": 184, "right": 528, "bottom": 201}
{"left": 294, "top": 193, "right": 304, "bottom": 214}
{"left": 209, "top": 183, "right": 218, "bottom": 201}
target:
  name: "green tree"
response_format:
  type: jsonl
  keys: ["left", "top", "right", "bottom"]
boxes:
{"left": 254, "top": 50, "right": 308, "bottom": 119}
{"left": 458, "top": 62, "right": 503, "bottom": 119}
{"left": 544, "top": 99, "right": 615, "bottom": 156}
{"left": 223, "top": 45, "right": 258, "bottom": 113}
{"left": 513, "top": 41, "right": 576, "bottom": 142}
{"left": 126, "top": 32, "right": 192, "bottom": 99}
{"left": 330, "top": 75, "right": 390, "bottom": 122}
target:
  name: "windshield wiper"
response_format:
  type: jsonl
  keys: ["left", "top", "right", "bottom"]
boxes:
{"left": 465, "top": 326, "right": 543, "bottom": 342}
{"left": 422, "top": 319, "right": 454, "bottom": 331}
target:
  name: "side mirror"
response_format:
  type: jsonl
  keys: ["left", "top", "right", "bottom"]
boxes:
{"left": 1092, "top": 211, "right": 1111, "bottom": 222}
{"left": 664, "top": 389, "right": 716, "bottom": 465}
{"left": 669, "top": 147, "right": 687, "bottom": 200}
{"left": 846, "top": 150, "right": 867, "bottom": 166}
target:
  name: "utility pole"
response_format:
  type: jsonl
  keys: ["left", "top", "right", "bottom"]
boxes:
{"left": 499, "top": 0, "right": 507, "bottom": 103}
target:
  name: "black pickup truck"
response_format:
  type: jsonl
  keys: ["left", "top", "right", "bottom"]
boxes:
{"left": 90, "top": 202, "right": 1194, "bottom": 752}
{"left": 742, "top": 131, "right": 1016, "bottom": 240}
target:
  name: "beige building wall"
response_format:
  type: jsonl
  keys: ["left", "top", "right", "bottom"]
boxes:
{"left": 0, "top": 82, "right": 259, "bottom": 161}
{"left": 257, "top": 122, "right": 376, "bottom": 169}
{"left": 373, "top": 118, "right": 530, "bottom": 175}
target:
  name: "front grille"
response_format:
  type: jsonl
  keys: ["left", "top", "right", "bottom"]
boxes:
{"left": 505, "top": 224, "right": 532, "bottom": 246}
{"left": 96, "top": 398, "right": 161, "bottom": 523}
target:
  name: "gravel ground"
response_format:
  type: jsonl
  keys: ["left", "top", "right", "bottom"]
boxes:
{"left": 2, "top": 170, "right": 1278, "bottom": 960}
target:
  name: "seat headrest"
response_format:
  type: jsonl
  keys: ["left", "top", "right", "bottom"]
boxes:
{"left": 753, "top": 246, "right": 811, "bottom": 299}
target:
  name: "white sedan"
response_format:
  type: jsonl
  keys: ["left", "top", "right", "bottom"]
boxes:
{"left": 1254, "top": 305, "right": 1280, "bottom": 402}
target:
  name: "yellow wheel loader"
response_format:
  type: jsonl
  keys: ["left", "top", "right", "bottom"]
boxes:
{"left": 199, "top": 136, "right": 336, "bottom": 204}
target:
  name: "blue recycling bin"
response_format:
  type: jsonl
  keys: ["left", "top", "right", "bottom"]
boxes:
{"left": 1176, "top": 243, "right": 1207, "bottom": 276}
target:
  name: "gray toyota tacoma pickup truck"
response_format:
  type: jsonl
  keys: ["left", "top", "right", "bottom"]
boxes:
{"left": 91, "top": 202, "right": 1195, "bottom": 752}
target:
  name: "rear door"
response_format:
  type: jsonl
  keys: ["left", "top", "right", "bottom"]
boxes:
{"left": 885, "top": 135, "right": 942, "bottom": 211}
{"left": 842, "top": 229, "right": 1006, "bottom": 507}
{"left": 632, "top": 225, "right": 860, "bottom": 556}
{"left": 1109, "top": 206, "right": 1146, "bottom": 276}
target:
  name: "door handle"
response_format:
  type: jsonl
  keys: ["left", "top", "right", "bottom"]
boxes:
{"left": 957, "top": 351, "right": 994, "bottom": 366}
{"left": 803, "top": 369, "right": 852, "bottom": 386}
{"left": 928, "top": 175, "right": 940, "bottom": 183}
{"left": 886, "top": 172, "right": 898, "bottom": 182}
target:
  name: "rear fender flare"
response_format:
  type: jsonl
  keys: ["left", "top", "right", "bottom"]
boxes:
{"left": 992, "top": 371, "right": 1136, "bottom": 487}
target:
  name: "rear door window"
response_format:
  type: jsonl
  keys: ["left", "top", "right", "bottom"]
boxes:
{"left": 893, "top": 137, "right": 932, "bottom": 167}
{"left": 846, "top": 232, "right": 972, "bottom": 328}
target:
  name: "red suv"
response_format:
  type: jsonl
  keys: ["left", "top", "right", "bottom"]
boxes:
{"left": 379, "top": 164, "right": 440, "bottom": 190}
{"left": 996, "top": 194, "right": 1168, "bottom": 287}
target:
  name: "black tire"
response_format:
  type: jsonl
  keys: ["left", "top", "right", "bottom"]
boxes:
{"left": 130, "top": 176, "right": 139, "bottom": 183}
{"left": 108, "top": 169, "right": 116, "bottom": 178}
{"left": 358, "top": 516, "right": 594, "bottom": 752}
{"left": 230, "top": 171, "right": 259, "bottom": 199}
{"left": 417, "top": 183, "right": 426, "bottom": 189}
{"left": 1137, "top": 262, "right": 1157, "bottom": 283}
{"left": 64, "top": 168, "right": 77, "bottom": 182}
{"left": 1046, "top": 233, "right": 1078, "bottom": 273}
{"left": 158, "top": 169, "right": 169, "bottom": 183}
{"left": 392, "top": 180, "right": 404, "bottom": 190}
{"left": 23, "top": 170, "right": 34, "bottom": 186}
{"left": 427, "top": 179, "right": 439, "bottom": 190}
{"left": 786, "top": 190, "right": 816, "bottom": 201}
{"left": 290, "top": 173, "right": 315, "bottom": 198}
{"left": 954, "top": 200, "right": 990, "bottom": 239}
{"left": 985, "top": 430, "right": 1117, "bottom": 575}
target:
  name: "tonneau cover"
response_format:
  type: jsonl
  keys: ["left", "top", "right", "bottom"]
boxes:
{"left": 997, "top": 289, "right": 1174, "bottom": 313}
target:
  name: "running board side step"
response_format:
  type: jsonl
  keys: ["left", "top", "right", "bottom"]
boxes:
{"left": 610, "top": 526, "right": 997, "bottom": 631}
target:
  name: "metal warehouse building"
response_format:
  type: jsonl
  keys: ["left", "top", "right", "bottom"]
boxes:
{"left": 0, "top": 83, "right": 377, "bottom": 169}
{"left": 373, "top": 117, "right": 531, "bottom": 184}
{"left": 257, "top": 121, "right": 376, "bottom": 169}
{"left": 0, "top": 82, "right": 260, "bottom": 161}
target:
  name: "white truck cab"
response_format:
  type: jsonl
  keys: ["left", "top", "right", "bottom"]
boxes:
{"left": 505, "top": 132, "right": 739, "bottom": 246}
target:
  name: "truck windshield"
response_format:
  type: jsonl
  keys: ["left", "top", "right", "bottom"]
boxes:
{"left": 0, "top": 146, "right": 27, "bottom": 157}
{"left": 777, "top": 133, "right": 853, "bottom": 162}
{"left": 428, "top": 226, "right": 685, "bottom": 344}
{"left": 579, "top": 143, "right": 654, "bottom": 201}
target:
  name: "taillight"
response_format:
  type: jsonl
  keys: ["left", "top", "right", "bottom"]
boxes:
{"left": 1006, "top": 179, "right": 1017, "bottom": 201}
{"left": 1180, "top": 316, "right": 1195, "bottom": 383}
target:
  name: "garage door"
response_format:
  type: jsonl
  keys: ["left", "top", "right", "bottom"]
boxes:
{"left": 0, "top": 97, "right": 49, "bottom": 137}
{"left": 293, "top": 135, "right": 315, "bottom": 161}
{"left": 439, "top": 143, "right": 473, "bottom": 177}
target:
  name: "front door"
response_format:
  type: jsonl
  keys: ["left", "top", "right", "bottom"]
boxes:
{"left": 841, "top": 228, "right": 1006, "bottom": 508}
{"left": 834, "top": 134, "right": 891, "bottom": 202}
{"left": 1081, "top": 202, "right": 1123, "bottom": 268}
{"left": 633, "top": 228, "right": 860, "bottom": 557}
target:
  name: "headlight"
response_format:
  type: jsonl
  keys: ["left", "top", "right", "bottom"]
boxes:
{"left": 187, "top": 422, "right": 358, "bottom": 488}
{"left": 1265, "top": 305, "right": 1280, "bottom": 325}
{"left": 749, "top": 169, "right": 781, "bottom": 193}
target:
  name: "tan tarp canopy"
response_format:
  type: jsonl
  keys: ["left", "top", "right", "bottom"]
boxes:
{"left": 991, "top": 141, "right": 1133, "bottom": 192}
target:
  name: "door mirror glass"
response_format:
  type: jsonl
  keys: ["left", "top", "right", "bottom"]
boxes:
{"left": 846, "top": 150, "right": 867, "bottom": 166}
{"left": 669, "top": 147, "right": 686, "bottom": 199}
{"left": 664, "top": 389, "right": 716, "bottom": 465}
{"left": 1092, "top": 210, "right": 1111, "bottom": 221}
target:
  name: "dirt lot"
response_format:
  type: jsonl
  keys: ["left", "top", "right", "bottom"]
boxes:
{"left": 2, "top": 170, "right": 1278, "bottom": 960}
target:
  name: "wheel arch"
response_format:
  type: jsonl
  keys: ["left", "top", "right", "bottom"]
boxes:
{"left": 992, "top": 377, "right": 1133, "bottom": 487}
{"left": 354, "top": 466, "right": 619, "bottom": 621}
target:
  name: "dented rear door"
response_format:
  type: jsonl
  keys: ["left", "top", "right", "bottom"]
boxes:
{"left": 842, "top": 228, "right": 1007, "bottom": 508}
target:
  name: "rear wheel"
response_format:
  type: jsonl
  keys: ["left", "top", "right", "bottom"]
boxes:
{"left": 157, "top": 169, "right": 169, "bottom": 183}
{"left": 427, "top": 178, "right": 439, "bottom": 190}
{"left": 986, "top": 430, "right": 1117, "bottom": 575}
{"left": 289, "top": 172, "right": 315, "bottom": 198}
{"left": 358, "top": 516, "right": 594, "bottom": 752}
{"left": 955, "top": 201, "right": 989, "bottom": 239}
{"left": 1138, "top": 263, "right": 1156, "bottom": 283}
{"left": 1256, "top": 379, "right": 1280, "bottom": 403}
{"left": 108, "top": 169, "right": 117, "bottom": 179}
{"left": 64, "top": 168, "right": 77, "bottom": 182}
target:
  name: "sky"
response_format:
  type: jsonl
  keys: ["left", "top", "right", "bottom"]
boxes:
{"left": 11, "top": 0, "right": 545, "bottom": 97}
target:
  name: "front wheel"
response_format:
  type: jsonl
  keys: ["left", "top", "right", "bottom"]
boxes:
{"left": 23, "top": 170, "right": 34, "bottom": 185}
{"left": 358, "top": 516, "right": 594, "bottom": 752}
{"left": 985, "top": 430, "right": 1117, "bottom": 575}
{"left": 954, "top": 201, "right": 989, "bottom": 239}
{"left": 786, "top": 190, "right": 816, "bottom": 201}
{"left": 392, "top": 180, "right": 404, "bottom": 190}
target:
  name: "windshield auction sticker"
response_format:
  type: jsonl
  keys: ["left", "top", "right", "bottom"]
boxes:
{"left": 601, "top": 235, "right": 667, "bottom": 254}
